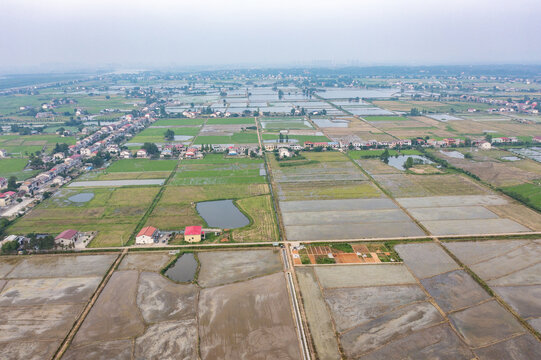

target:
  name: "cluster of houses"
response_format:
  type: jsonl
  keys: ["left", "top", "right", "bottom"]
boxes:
{"left": 135, "top": 225, "right": 205, "bottom": 245}
{"left": 76, "top": 116, "right": 148, "bottom": 158}
{"left": 0, "top": 229, "right": 96, "bottom": 251}
{"left": 459, "top": 95, "right": 539, "bottom": 114}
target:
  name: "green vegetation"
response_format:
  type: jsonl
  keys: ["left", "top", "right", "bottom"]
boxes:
{"left": 501, "top": 182, "right": 541, "bottom": 212}
{"left": 130, "top": 127, "right": 199, "bottom": 143}
{"left": 106, "top": 159, "right": 177, "bottom": 173}
{"left": 206, "top": 117, "right": 255, "bottom": 125}
{"left": 0, "top": 158, "right": 37, "bottom": 180}
{"left": 152, "top": 118, "right": 205, "bottom": 126}
{"left": 172, "top": 157, "right": 265, "bottom": 185}
{"left": 8, "top": 187, "right": 160, "bottom": 247}
{"left": 262, "top": 134, "right": 329, "bottom": 143}
{"left": 194, "top": 132, "right": 259, "bottom": 144}
{"left": 316, "top": 256, "right": 336, "bottom": 264}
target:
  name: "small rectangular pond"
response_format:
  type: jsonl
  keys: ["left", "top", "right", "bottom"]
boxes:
{"left": 386, "top": 155, "right": 433, "bottom": 171}
{"left": 196, "top": 199, "right": 250, "bottom": 229}
{"left": 164, "top": 253, "right": 198, "bottom": 282}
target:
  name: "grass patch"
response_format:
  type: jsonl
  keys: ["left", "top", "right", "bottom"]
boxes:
{"left": 206, "top": 117, "right": 255, "bottom": 125}
{"left": 152, "top": 118, "right": 205, "bottom": 126}
{"left": 107, "top": 159, "right": 177, "bottom": 173}
{"left": 194, "top": 132, "right": 259, "bottom": 144}
{"left": 500, "top": 182, "right": 541, "bottom": 212}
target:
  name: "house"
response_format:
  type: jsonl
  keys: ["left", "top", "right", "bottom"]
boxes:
{"left": 185, "top": 148, "right": 197, "bottom": 159}
{"left": 136, "top": 226, "right": 158, "bottom": 244}
{"left": 228, "top": 147, "right": 238, "bottom": 156}
{"left": 264, "top": 143, "right": 276, "bottom": 151}
{"left": 55, "top": 229, "right": 78, "bottom": 247}
{"left": 137, "top": 149, "right": 148, "bottom": 158}
{"left": 278, "top": 148, "right": 291, "bottom": 158}
{"left": 0, "top": 149, "right": 7, "bottom": 158}
{"left": 53, "top": 152, "right": 65, "bottom": 160}
{"left": 120, "top": 150, "right": 131, "bottom": 159}
{"left": 478, "top": 141, "right": 492, "bottom": 150}
{"left": 0, "top": 177, "right": 7, "bottom": 189}
{"left": 0, "top": 191, "right": 16, "bottom": 207}
{"left": 533, "top": 136, "right": 541, "bottom": 143}
{"left": 184, "top": 226, "right": 203, "bottom": 243}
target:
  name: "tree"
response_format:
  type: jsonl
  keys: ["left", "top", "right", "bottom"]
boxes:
{"left": 278, "top": 89, "right": 284, "bottom": 100}
{"left": 485, "top": 134, "right": 493, "bottom": 143}
{"left": 7, "top": 176, "right": 17, "bottom": 191}
{"left": 1, "top": 240, "right": 18, "bottom": 254}
{"left": 404, "top": 157, "right": 414, "bottom": 169}
{"left": 380, "top": 149, "right": 390, "bottom": 164}
{"left": 164, "top": 129, "right": 175, "bottom": 141}
{"left": 142, "top": 142, "right": 159, "bottom": 156}
{"left": 409, "top": 108, "right": 421, "bottom": 116}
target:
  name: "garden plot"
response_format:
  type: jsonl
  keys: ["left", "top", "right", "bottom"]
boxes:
{"left": 444, "top": 239, "right": 541, "bottom": 333}
{"left": 396, "top": 195, "right": 531, "bottom": 236}
{"left": 0, "top": 254, "right": 117, "bottom": 360}
{"left": 296, "top": 263, "right": 475, "bottom": 359}
{"left": 280, "top": 198, "right": 424, "bottom": 240}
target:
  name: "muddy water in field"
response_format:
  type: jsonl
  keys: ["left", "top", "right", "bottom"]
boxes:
{"left": 196, "top": 199, "right": 249, "bottom": 228}
{"left": 164, "top": 253, "right": 197, "bottom": 283}
{"left": 386, "top": 155, "right": 433, "bottom": 171}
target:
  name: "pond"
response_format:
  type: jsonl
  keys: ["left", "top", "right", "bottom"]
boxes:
{"left": 196, "top": 199, "right": 250, "bottom": 229}
{"left": 440, "top": 150, "right": 464, "bottom": 159}
{"left": 386, "top": 155, "right": 433, "bottom": 171}
{"left": 68, "top": 192, "right": 94, "bottom": 203}
{"left": 501, "top": 156, "right": 521, "bottom": 161}
{"left": 164, "top": 253, "right": 197, "bottom": 282}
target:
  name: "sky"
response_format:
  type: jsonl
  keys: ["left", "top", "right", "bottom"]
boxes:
{"left": 1, "top": 0, "right": 541, "bottom": 73}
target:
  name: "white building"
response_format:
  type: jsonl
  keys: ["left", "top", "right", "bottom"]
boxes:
{"left": 136, "top": 226, "right": 157, "bottom": 244}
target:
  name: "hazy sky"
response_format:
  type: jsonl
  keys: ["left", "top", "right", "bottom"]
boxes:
{"left": 1, "top": 0, "right": 540, "bottom": 72}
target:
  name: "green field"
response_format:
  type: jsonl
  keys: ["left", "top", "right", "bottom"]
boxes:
{"left": 106, "top": 159, "right": 177, "bottom": 173}
{"left": 194, "top": 132, "right": 259, "bottom": 144}
{"left": 0, "top": 134, "right": 76, "bottom": 155}
{"left": 206, "top": 117, "right": 255, "bottom": 125}
{"left": 129, "top": 127, "right": 199, "bottom": 143}
{"left": 0, "top": 158, "right": 38, "bottom": 180}
{"left": 8, "top": 187, "right": 160, "bottom": 247}
{"left": 152, "top": 118, "right": 205, "bottom": 126}
{"left": 171, "top": 156, "right": 266, "bottom": 185}
{"left": 183, "top": 154, "right": 263, "bottom": 164}
{"left": 501, "top": 182, "right": 541, "bottom": 212}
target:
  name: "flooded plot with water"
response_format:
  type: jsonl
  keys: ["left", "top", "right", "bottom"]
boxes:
{"left": 444, "top": 239, "right": 541, "bottom": 333}
{"left": 62, "top": 248, "right": 298, "bottom": 360}
{"left": 0, "top": 254, "right": 118, "bottom": 360}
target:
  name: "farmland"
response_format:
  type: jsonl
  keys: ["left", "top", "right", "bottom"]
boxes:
{"left": 106, "top": 159, "right": 177, "bottom": 173}
{"left": 55, "top": 249, "right": 299, "bottom": 360}
{"left": 7, "top": 187, "right": 160, "bottom": 247}
{"left": 0, "top": 158, "right": 37, "bottom": 180}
